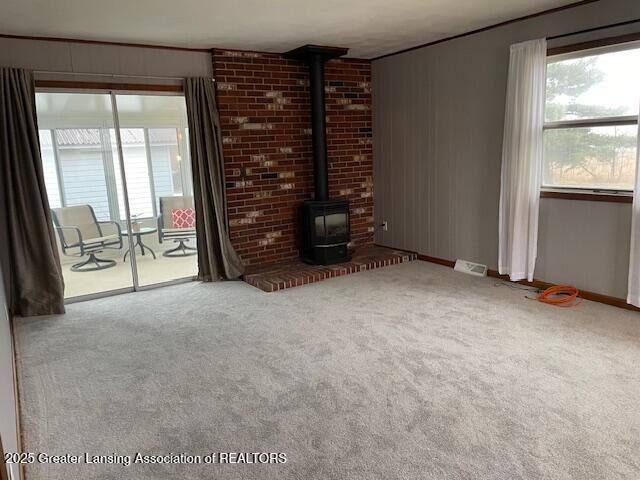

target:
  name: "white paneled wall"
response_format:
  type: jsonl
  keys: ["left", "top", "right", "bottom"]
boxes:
{"left": 373, "top": 0, "right": 640, "bottom": 298}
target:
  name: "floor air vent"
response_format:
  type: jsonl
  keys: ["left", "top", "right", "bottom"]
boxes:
{"left": 454, "top": 259, "right": 488, "bottom": 277}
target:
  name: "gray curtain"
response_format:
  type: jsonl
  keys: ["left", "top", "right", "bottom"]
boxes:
{"left": 0, "top": 67, "right": 65, "bottom": 316}
{"left": 184, "top": 77, "right": 244, "bottom": 280}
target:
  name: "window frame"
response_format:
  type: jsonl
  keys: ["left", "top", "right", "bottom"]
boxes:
{"left": 36, "top": 87, "right": 191, "bottom": 221}
{"left": 541, "top": 38, "right": 640, "bottom": 199}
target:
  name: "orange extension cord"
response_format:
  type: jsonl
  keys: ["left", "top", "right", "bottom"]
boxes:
{"left": 536, "top": 285, "right": 582, "bottom": 307}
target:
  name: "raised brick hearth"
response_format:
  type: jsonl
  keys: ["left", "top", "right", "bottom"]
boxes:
{"left": 243, "top": 246, "right": 416, "bottom": 292}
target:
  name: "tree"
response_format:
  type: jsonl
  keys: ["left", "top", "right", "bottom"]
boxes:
{"left": 544, "top": 57, "right": 636, "bottom": 187}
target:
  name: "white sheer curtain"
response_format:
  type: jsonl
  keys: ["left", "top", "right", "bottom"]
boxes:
{"left": 627, "top": 120, "right": 640, "bottom": 306}
{"left": 498, "top": 38, "right": 547, "bottom": 282}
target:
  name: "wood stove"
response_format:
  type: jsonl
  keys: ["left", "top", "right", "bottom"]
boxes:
{"left": 300, "top": 199, "right": 350, "bottom": 265}
{"left": 285, "top": 44, "right": 351, "bottom": 265}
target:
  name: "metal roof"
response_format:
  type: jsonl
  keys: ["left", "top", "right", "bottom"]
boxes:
{"left": 44, "top": 128, "right": 180, "bottom": 146}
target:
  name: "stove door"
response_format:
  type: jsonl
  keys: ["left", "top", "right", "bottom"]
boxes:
{"left": 325, "top": 213, "right": 348, "bottom": 237}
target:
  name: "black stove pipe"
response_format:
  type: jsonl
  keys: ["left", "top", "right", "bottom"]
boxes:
{"left": 285, "top": 45, "right": 348, "bottom": 202}
{"left": 308, "top": 53, "right": 329, "bottom": 201}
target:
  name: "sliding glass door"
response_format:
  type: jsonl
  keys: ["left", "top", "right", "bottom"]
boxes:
{"left": 114, "top": 95, "right": 196, "bottom": 287}
{"left": 37, "top": 93, "right": 134, "bottom": 298}
{"left": 36, "top": 91, "right": 197, "bottom": 300}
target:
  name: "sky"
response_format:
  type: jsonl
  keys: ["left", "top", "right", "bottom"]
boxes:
{"left": 549, "top": 44, "right": 640, "bottom": 117}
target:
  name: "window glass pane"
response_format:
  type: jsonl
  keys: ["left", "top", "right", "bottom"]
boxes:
{"left": 545, "top": 46, "right": 640, "bottom": 122}
{"left": 38, "top": 130, "right": 61, "bottom": 208}
{"left": 36, "top": 91, "right": 115, "bottom": 127}
{"left": 115, "top": 95, "right": 188, "bottom": 128}
{"left": 148, "top": 128, "right": 190, "bottom": 207}
{"left": 543, "top": 125, "right": 638, "bottom": 190}
{"left": 114, "top": 94, "right": 196, "bottom": 287}
{"left": 110, "top": 128, "right": 154, "bottom": 220}
{"left": 56, "top": 128, "right": 112, "bottom": 221}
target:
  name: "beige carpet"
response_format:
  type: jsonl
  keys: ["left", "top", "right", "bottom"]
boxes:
{"left": 14, "top": 261, "right": 640, "bottom": 479}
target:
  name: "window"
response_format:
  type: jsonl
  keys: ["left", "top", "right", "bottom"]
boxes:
{"left": 37, "top": 126, "right": 190, "bottom": 222}
{"left": 38, "top": 130, "right": 62, "bottom": 208}
{"left": 543, "top": 43, "right": 640, "bottom": 192}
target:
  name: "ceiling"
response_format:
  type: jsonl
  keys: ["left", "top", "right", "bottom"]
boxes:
{"left": 1, "top": 0, "right": 582, "bottom": 58}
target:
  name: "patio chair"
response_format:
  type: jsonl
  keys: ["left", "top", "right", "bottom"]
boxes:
{"left": 157, "top": 196, "right": 197, "bottom": 257}
{"left": 51, "top": 205, "right": 123, "bottom": 272}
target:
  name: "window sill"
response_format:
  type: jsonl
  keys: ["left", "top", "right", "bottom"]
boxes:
{"left": 540, "top": 190, "right": 632, "bottom": 204}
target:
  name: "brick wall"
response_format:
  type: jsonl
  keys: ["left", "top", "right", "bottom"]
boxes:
{"left": 213, "top": 49, "right": 373, "bottom": 266}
